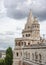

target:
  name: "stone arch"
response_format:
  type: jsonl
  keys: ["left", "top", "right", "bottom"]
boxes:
{"left": 32, "top": 53, "right": 34, "bottom": 60}
{"left": 39, "top": 54, "right": 42, "bottom": 60}
{"left": 35, "top": 52, "right": 38, "bottom": 61}
{"left": 16, "top": 52, "right": 19, "bottom": 56}
{"left": 39, "top": 53, "right": 42, "bottom": 63}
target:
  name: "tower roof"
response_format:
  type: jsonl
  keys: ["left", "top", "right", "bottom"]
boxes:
{"left": 22, "top": 10, "right": 40, "bottom": 33}
{"left": 24, "top": 10, "right": 34, "bottom": 31}
{"left": 33, "top": 17, "right": 39, "bottom": 24}
{"left": 26, "top": 10, "right": 34, "bottom": 26}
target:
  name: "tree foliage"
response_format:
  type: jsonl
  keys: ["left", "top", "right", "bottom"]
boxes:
{"left": 5, "top": 47, "right": 13, "bottom": 65}
{"left": 0, "top": 59, "right": 5, "bottom": 65}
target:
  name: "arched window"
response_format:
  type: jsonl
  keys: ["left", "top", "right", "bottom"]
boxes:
{"left": 22, "top": 42, "right": 23, "bottom": 46}
{"left": 39, "top": 54, "right": 42, "bottom": 63}
{"left": 26, "top": 34, "right": 27, "bottom": 37}
{"left": 32, "top": 53, "right": 34, "bottom": 60}
{"left": 27, "top": 53, "right": 30, "bottom": 59}
{"left": 24, "top": 42, "right": 26, "bottom": 46}
{"left": 23, "top": 35, "right": 24, "bottom": 37}
{"left": 16, "top": 52, "right": 19, "bottom": 56}
{"left": 28, "top": 43, "right": 30, "bottom": 45}
{"left": 39, "top": 54, "right": 42, "bottom": 60}
{"left": 26, "top": 34, "right": 30, "bottom": 37}
{"left": 18, "top": 42, "right": 20, "bottom": 46}
{"left": 35, "top": 52, "right": 38, "bottom": 61}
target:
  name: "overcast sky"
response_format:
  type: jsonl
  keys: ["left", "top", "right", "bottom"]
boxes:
{"left": 0, "top": 0, "right": 46, "bottom": 50}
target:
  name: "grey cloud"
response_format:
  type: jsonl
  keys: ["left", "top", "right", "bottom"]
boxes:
{"left": 4, "top": 0, "right": 46, "bottom": 21}
{"left": 4, "top": 0, "right": 27, "bottom": 8}
{"left": 0, "top": 31, "right": 15, "bottom": 36}
{"left": 7, "top": 9, "right": 28, "bottom": 19}
{"left": 32, "top": 10, "right": 46, "bottom": 21}
{"left": 0, "top": 35, "right": 14, "bottom": 50}
{"left": 31, "top": 0, "right": 46, "bottom": 21}
{"left": 5, "top": 31, "right": 15, "bottom": 35}
{"left": 4, "top": 0, "right": 30, "bottom": 19}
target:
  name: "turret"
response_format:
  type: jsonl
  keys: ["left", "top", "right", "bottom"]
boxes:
{"left": 31, "top": 17, "right": 40, "bottom": 40}
{"left": 22, "top": 10, "right": 34, "bottom": 38}
{"left": 23, "top": 10, "right": 34, "bottom": 31}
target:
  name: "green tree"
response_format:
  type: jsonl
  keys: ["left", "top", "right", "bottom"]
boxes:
{"left": 5, "top": 47, "right": 13, "bottom": 65}
{"left": 0, "top": 59, "right": 5, "bottom": 65}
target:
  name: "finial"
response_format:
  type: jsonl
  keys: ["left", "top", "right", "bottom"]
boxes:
{"left": 34, "top": 16, "right": 38, "bottom": 21}
{"left": 27, "top": 9, "right": 33, "bottom": 22}
{"left": 29, "top": 9, "right": 32, "bottom": 17}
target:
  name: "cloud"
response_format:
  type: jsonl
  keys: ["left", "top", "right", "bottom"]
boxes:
{"left": 0, "top": 0, "right": 6, "bottom": 18}
{"left": 4, "top": 0, "right": 46, "bottom": 21}
{"left": 4, "top": 0, "right": 29, "bottom": 19}
{"left": 0, "top": 32, "right": 15, "bottom": 50}
{"left": 0, "top": 15, "right": 26, "bottom": 50}
{"left": 0, "top": 0, "right": 46, "bottom": 50}
{"left": 31, "top": 0, "right": 46, "bottom": 21}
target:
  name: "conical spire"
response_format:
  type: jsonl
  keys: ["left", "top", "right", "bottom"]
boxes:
{"left": 27, "top": 10, "right": 33, "bottom": 23}
{"left": 25, "top": 10, "right": 34, "bottom": 30}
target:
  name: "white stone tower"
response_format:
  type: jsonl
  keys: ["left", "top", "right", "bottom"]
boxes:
{"left": 13, "top": 10, "right": 40, "bottom": 65}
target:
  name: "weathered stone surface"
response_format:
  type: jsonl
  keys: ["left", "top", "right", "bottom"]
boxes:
{"left": 13, "top": 10, "right": 46, "bottom": 65}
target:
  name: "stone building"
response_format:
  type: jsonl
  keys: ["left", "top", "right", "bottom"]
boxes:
{"left": 0, "top": 50, "right": 6, "bottom": 59}
{"left": 13, "top": 10, "right": 46, "bottom": 65}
